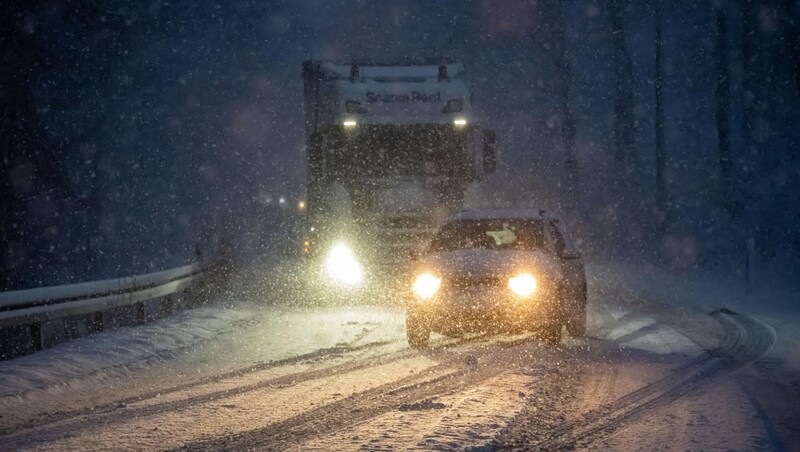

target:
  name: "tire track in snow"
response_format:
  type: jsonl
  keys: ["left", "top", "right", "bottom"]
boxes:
{"left": 1, "top": 339, "right": 411, "bottom": 439}
{"left": 496, "top": 309, "right": 776, "bottom": 450}
{"left": 176, "top": 337, "right": 571, "bottom": 451}
{"left": 95, "top": 326, "right": 511, "bottom": 420}
{"left": 1, "top": 332, "right": 541, "bottom": 445}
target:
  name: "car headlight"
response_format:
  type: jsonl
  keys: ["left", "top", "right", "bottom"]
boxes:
{"left": 508, "top": 273, "right": 537, "bottom": 297}
{"left": 324, "top": 243, "right": 363, "bottom": 287}
{"left": 412, "top": 273, "right": 441, "bottom": 300}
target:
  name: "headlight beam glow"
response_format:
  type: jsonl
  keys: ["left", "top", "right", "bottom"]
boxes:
{"left": 508, "top": 273, "right": 537, "bottom": 297}
{"left": 412, "top": 273, "right": 441, "bottom": 300}
{"left": 324, "top": 244, "right": 363, "bottom": 287}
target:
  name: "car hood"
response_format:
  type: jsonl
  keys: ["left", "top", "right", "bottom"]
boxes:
{"left": 417, "top": 249, "right": 563, "bottom": 282}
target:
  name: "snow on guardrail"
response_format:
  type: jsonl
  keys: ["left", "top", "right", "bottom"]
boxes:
{"left": 0, "top": 264, "right": 199, "bottom": 310}
{"left": 0, "top": 262, "right": 217, "bottom": 354}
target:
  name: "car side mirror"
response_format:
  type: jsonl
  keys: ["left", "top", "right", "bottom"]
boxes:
{"left": 558, "top": 247, "right": 581, "bottom": 260}
{"left": 482, "top": 129, "right": 496, "bottom": 174}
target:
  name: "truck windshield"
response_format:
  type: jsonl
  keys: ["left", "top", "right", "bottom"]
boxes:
{"left": 429, "top": 219, "right": 545, "bottom": 252}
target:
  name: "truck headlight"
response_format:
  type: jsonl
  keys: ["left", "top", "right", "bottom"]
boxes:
{"left": 343, "top": 119, "right": 358, "bottom": 128}
{"left": 508, "top": 273, "right": 537, "bottom": 297}
{"left": 325, "top": 243, "right": 363, "bottom": 287}
{"left": 412, "top": 273, "right": 441, "bottom": 300}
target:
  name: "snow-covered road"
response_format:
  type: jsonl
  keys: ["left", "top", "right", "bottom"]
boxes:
{"left": 0, "top": 260, "right": 797, "bottom": 451}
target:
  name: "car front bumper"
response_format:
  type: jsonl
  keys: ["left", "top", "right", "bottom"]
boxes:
{"left": 407, "top": 285, "right": 563, "bottom": 336}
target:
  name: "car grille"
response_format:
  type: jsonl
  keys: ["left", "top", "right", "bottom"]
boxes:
{"left": 448, "top": 276, "right": 504, "bottom": 288}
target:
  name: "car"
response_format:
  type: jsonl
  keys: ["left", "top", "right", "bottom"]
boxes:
{"left": 405, "top": 208, "right": 587, "bottom": 347}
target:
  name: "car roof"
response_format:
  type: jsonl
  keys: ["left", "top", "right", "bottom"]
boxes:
{"left": 450, "top": 208, "right": 557, "bottom": 222}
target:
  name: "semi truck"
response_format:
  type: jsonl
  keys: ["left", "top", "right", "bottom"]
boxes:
{"left": 301, "top": 58, "right": 496, "bottom": 289}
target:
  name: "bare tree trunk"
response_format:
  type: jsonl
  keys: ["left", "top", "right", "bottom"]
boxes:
{"left": 0, "top": 137, "right": 19, "bottom": 289}
{"left": 654, "top": 0, "right": 667, "bottom": 228}
{"left": 782, "top": 0, "right": 800, "bottom": 96}
{"left": 606, "top": 0, "right": 640, "bottom": 248}
{"left": 740, "top": 0, "right": 758, "bottom": 176}
{"left": 0, "top": 1, "right": 72, "bottom": 288}
{"left": 84, "top": 149, "right": 103, "bottom": 275}
{"left": 714, "top": 5, "right": 734, "bottom": 216}
{"left": 555, "top": 2, "right": 580, "bottom": 210}
{"left": 608, "top": 0, "right": 638, "bottom": 171}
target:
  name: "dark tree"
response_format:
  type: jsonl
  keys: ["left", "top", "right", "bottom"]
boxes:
{"left": 0, "top": 2, "right": 74, "bottom": 289}
{"left": 0, "top": 1, "right": 133, "bottom": 288}
{"left": 654, "top": 0, "right": 667, "bottom": 227}
{"left": 714, "top": 5, "right": 734, "bottom": 216}
{"left": 554, "top": 1, "right": 580, "bottom": 210}
{"left": 739, "top": 0, "right": 764, "bottom": 191}
{"left": 608, "top": 0, "right": 638, "bottom": 171}
{"left": 781, "top": 0, "right": 800, "bottom": 96}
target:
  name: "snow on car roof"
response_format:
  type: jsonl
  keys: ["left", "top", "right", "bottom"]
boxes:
{"left": 451, "top": 208, "right": 555, "bottom": 221}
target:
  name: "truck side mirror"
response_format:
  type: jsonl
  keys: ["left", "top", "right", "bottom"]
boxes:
{"left": 482, "top": 129, "right": 496, "bottom": 174}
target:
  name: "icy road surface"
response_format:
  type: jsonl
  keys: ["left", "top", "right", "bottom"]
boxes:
{"left": 1, "top": 261, "right": 798, "bottom": 451}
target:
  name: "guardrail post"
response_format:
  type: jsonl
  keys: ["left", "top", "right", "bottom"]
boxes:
{"left": 92, "top": 311, "right": 104, "bottom": 332}
{"left": 30, "top": 323, "right": 44, "bottom": 351}
{"left": 135, "top": 301, "right": 146, "bottom": 325}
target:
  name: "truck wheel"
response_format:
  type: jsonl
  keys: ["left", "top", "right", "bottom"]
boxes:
{"left": 566, "top": 297, "right": 587, "bottom": 337}
{"left": 406, "top": 310, "right": 430, "bottom": 348}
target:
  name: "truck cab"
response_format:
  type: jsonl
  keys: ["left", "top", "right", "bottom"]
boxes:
{"left": 302, "top": 58, "right": 496, "bottom": 276}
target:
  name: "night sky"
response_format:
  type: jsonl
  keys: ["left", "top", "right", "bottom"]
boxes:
{"left": 1, "top": 0, "right": 798, "bottom": 290}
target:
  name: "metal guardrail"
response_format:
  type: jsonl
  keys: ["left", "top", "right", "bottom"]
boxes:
{"left": 0, "top": 263, "right": 212, "bottom": 352}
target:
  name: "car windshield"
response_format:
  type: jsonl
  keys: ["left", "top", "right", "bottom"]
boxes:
{"left": 429, "top": 219, "right": 545, "bottom": 252}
